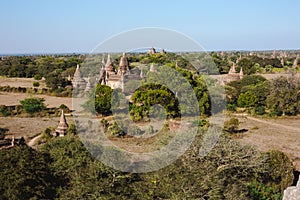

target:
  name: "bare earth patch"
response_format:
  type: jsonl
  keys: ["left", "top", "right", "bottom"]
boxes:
{"left": 233, "top": 114, "right": 300, "bottom": 170}
{"left": 0, "top": 77, "right": 46, "bottom": 88}
{"left": 0, "top": 92, "right": 72, "bottom": 108}
{"left": 0, "top": 116, "right": 73, "bottom": 142}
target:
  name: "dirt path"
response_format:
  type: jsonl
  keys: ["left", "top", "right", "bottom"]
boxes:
{"left": 28, "top": 134, "right": 42, "bottom": 147}
{"left": 233, "top": 114, "right": 300, "bottom": 170}
{"left": 245, "top": 115, "right": 300, "bottom": 132}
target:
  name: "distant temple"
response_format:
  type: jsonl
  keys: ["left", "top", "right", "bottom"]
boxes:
{"left": 96, "top": 53, "right": 142, "bottom": 90}
{"left": 54, "top": 110, "right": 68, "bottom": 137}
{"left": 148, "top": 47, "right": 156, "bottom": 54}
{"left": 222, "top": 63, "right": 244, "bottom": 84}
{"left": 272, "top": 49, "right": 277, "bottom": 58}
{"left": 71, "top": 48, "right": 163, "bottom": 92}
{"left": 293, "top": 55, "right": 299, "bottom": 67}
{"left": 72, "top": 64, "right": 87, "bottom": 90}
{"left": 118, "top": 52, "right": 129, "bottom": 76}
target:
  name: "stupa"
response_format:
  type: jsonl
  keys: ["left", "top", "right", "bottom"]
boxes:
{"left": 55, "top": 110, "right": 68, "bottom": 137}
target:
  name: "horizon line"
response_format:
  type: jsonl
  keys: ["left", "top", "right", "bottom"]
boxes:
{"left": 1, "top": 48, "right": 300, "bottom": 56}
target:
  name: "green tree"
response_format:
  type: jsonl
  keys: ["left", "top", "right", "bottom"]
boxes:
{"left": 41, "top": 137, "right": 135, "bottom": 199}
{"left": 228, "top": 75, "right": 267, "bottom": 95}
{"left": 130, "top": 84, "right": 178, "bottom": 121}
{"left": 20, "top": 97, "right": 46, "bottom": 115}
{"left": 0, "top": 145, "right": 56, "bottom": 200}
{"left": 83, "top": 84, "right": 113, "bottom": 116}
{"left": 237, "top": 58, "right": 256, "bottom": 75}
{"left": 267, "top": 76, "right": 300, "bottom": 116}
{"left": 34, "top": 74, "right": 42, "bottom": 80}
{"left": 241, "top": 81, "right": 270, "bottom": 107}
{"left": 33, "top": 82, "right": 40, "bottom": 87}
{"left": 45, "top": 70, "right": 68, "bottom": 90}
{"left": 238, "top": 91, "right": 258, "bottom": 108}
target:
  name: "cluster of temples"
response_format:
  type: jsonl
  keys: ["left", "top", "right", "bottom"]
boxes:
{"left": 72, "top": 52, "right": 144, "bottom": 92}
{"left": 222, "top": 63, "right": 244, "bottom": 85}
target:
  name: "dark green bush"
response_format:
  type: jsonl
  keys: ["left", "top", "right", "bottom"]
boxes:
{"left": 33, "top": 82, "right": 40, "bottom": 87}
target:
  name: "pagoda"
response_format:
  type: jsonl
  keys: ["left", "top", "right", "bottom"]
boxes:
{"left": 72, "top": 64, "right": 87, "bottom": 90}
{"left": 55, "top": 110, "right": 68, "bottom": 137}
{"left": 117, "top": 52, "right": 129, "bottom": 75}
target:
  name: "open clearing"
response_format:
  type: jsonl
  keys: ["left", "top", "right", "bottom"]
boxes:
{"left": 233, "top": 114, "right": 300, "bottom": 170}
{"left": 0, "top": 92, "right": 72, "bottom": 108}
{"left": 0, "top": 79, "right": 299, "bottom": 171}
{"left": 0, "top": 116, "right": 72, "bottom": 142}
{"left": 0, "top": 77, "right": 46, "bottom": 88}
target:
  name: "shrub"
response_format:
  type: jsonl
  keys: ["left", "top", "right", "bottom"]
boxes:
{"left": 108, "top": 122, "right": 125, "bottom": 137}
{"left": 248, "top": 181, "right": 282, "bottom": 200}
{"left": 255, "top": 105, "right": 266, "bottom": 115}
{"left": 238, "top": 91, "right": 258, "bottom": 108}
{"left": 34, "top": 74, "right": 42, "bottom": 80}
{"left": 0, "top": 105, "right": 9, "bottom": 117}
{"left": 59, "top": 104, "right": 70, "bottom": 113}
{"left": 33, "top": 82, "right": 40, "bottom": 87}
{"left": 100, "top": 118, "right": 109, "bottom": 131}
{"left": 67, "top": 123, "right": 77, "bottom": 136}
{"left": 227, "top": 103, "right": 237, "bottom": 111}
{"left": 20, "top": 97, "right": 46, "bottom": 115}
{"left": 223, "top": 118, "right": 239, "bottom": 133}
{"left": 0, "top": 145, "right": 56, "bottom": 199}
{"left": 145, "top": 125, "right": 154, "bottom": 134}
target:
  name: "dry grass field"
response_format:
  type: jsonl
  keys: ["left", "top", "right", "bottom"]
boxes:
{"left": 233, "top": 114, "right": 300, "bottom": 170}
{"left": 0, "top": 77, "right": 46, "bottom": 88}
{"left": 0, "top": 92, "right": 72, "bottom": 108}
{"left": 1, "top": 77, "right": 300, "bottom": 171}
{"left": 0, "top": 116, "right": 73, "bottom": 141}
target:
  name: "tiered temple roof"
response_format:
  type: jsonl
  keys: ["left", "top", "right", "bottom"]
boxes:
{"left": 72, "top": 64, "right": 87, "bottom": 90}
{"left": 223, "top": 63, "right": 243, "bottom": 84}
{"left": 105, "top": 54, "right": 115, "bottom": 75}
{"left": 85, "top": 77, "right": 92, "bottom": 92}
{"left": 55, "top": 110, "right": 68, "bottom": 137}
{"left": 118, "top": 52, "right": 129, "bottom": 75}
{"left": 149, "top": 63, "right": 156, "bottom": 72}
{"left": 148, "top": 47, "right": 156, "bottom": 54}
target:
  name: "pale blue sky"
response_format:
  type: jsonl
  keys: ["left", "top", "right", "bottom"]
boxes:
{"left": 0, "top": 0, "right": 299, "bottom": 54}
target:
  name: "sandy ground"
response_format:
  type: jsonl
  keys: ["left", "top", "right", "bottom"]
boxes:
{"left": 233, "top": 114, "right": 300, "bottom": 170}
{"left": 0, "top": 92, "right": 72, "bottom": 109}
{"left": 0, "top": 116, "right": 73, "bottom": 142}
{"left": 0, "top": 77, "right": 46, "bottom": 88}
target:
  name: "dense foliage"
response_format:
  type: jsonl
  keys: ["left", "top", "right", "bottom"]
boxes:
{"left": 20, "top": 97, "right": 46, "bottom": 115}
{"left": 0, "top": 133, "right": 294, "bottom": 199}
{"left": 83, "top": 84, "right": 113, "bottom": 116}
{"left": 0, "top": 145, "right": 57, "bottom": 200}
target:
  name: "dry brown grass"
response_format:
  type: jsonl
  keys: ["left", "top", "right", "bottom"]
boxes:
{"left": 0, "top": 116, "right": 73, "bottom": 142}
{"left": 233, "top": 115, "right": 300, "bottom": 170}
{"left": 0, "top": 92, "right": 72, "bottom": 108}
{"left": 0, "top": 77, "right": 46, "bottom": 88}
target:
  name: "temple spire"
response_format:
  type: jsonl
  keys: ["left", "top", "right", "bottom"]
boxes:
{"left": 293, "top": 55, "right": 299, "bottom": 67}
{"left": 55, "top": 110, "right": 68, "bottom": 137}
{"left": 239, "top": 67, "right": 244, "bottom": 79}
{"left": 85, "top": 77, "right": 92, "bottom": 92}
{"left": 118, "top": 52, "right": 129, "bottom": 75}
{"left": 140, "top": 69, "right": 144, "bottom": 79}
{"left": 150, "top": 63, "right": 156, "bottom": 72}
{"left": 102, "top": 54, "right": 105, "bottom": 66}
{"left": 229, "top": 63, "right": 236, "bottom": 74}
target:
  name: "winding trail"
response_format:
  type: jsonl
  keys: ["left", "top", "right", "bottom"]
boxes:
{"left": 233, "top": 113, "right": 300, "bottom": 170}
{"left": 245, "top": 115, "right": 300, "bottom": 132}
{"left": 28, "top": 134, "right": 42, "bottom": 147}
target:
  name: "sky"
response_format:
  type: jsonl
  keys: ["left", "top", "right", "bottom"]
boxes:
{"left": 0, "top": 0, "right": 299, "bottom": 54}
